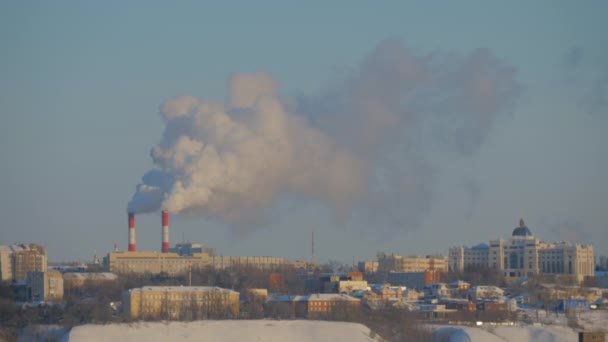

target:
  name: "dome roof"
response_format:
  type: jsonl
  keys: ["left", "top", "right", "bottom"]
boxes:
{"left": 512, "top": 218, "right": 532, "bottom": 237}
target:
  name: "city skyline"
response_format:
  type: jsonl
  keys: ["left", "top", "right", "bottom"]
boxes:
{"left": 1, "top": 2, "right": 606, "bottom": 263}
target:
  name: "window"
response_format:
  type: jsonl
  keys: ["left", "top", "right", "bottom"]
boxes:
{"left": 510, "top": 252, "right": 518, "bottom": 269}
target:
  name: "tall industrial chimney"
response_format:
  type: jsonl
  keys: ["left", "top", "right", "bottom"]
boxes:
{"left": 162, "top": 210, "right": 169, "bottom": 253}
{"left": 128, "top": 212, "right": 136, "bottom": 252}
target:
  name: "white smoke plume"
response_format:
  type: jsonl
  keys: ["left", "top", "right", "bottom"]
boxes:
{"left": 128, "top": 72, "right": 366, "bottom": 227}
{"left": 128, "top": 39, "right": 521, "bottom": 231}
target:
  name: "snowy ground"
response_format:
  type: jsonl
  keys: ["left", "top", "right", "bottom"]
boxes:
{"left": 432, "top": 310, "right": 608, "bottom": 342}
{"left": 63, "top": 320, "right": 380, "bottom": 342}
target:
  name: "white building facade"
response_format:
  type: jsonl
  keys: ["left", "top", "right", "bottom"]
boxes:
{"left": 449, "top": 219, "right": 594, "bottom": 282}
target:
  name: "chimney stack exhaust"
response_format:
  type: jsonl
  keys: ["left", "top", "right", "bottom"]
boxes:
{"left": 128, "top": 212, "right": 136, "bottom": 252}
{"left": 162, "top": 210, "right": 169, "bottom": 253}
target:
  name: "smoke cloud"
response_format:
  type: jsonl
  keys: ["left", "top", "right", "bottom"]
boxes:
{"left": 128, "top": 39, "right": 521, "bottom": 231}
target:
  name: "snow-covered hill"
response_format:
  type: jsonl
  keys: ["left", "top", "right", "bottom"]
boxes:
{"left": 63, "top": 320, "right": 380, "bottom": 342}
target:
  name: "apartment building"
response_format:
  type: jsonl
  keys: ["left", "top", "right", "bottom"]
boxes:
{"left": 122, "top": 286, "right": 239, "bottom": 320}
{"left": 377, "top": 253, "right": 448, "bottom": 273}
{"left": 26, "top": 271, "right": 63, "bottom": 302}
{"left": 0, "top": 244, "right": 47, "bottom": 282}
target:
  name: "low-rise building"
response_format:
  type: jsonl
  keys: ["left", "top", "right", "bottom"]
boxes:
{"left": 122, "top": 286, "right": 239, "bottom": 320}
{"left": 467, "top": 286, "right": 504, "bottom": 302}
{"left": 267, "top": 294, "right": 360, "bottom": 319}
{"left": 26, "top": 271, "right": 63, "bottom": 302}
{"left": 63, "top": 272, "right": 118, "bottom": 290}
{"left": 387, "top": 271, "right": 440, "bottom": 290}
{"left": 336, "top": 280, "right": 368, "bottom": 294}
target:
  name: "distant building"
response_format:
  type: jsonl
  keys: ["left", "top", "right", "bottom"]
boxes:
{"left": 267, "top": 293, "right": 360, "bottom": 319}
{"left": 596, "top": 271, "right": 608, "bottom": 288}
{"left": 105, "top": 251, "right": 210, "bottom": 275}
{"left": 449, "top": 219, "right": 595, "bottom": 282}
{"left": 63, "top": 272, "right": 118, "bottom": 290}
{"left": 210, "top": 255, "right": 287, "bottom": 270}
{"left": 106, "top": 250, "right": 292, "bottom": 276}
{"left": 26, "top": 271, "right": 63, "bottom": 302}
{"left": 0, "top": 244, "right": 47, "bottom": 282}
{"left": 358, "top": 261, "right": 379, "bottom": 273}
{"left": 467, "top": 286, "right": 504, "bottom": 301}
{"left": 168, "top": 242, "right": 216, "bottom": 257}
{"left": 122, "top": 286, "right": 239, "bottom": 320}
{"left": 377, "top": 253, "right": 447, "bottom": 273}
{"left": 387, "top": 271, "right": 440, "bottom": 290}
{"left": 369, "top": 284, "right": 404, "bottom": 300}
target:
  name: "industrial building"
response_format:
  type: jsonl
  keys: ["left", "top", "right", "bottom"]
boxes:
{"left": 105, "top": 251, "right": 210, "bottom": 275}
{"left": 449, "top": 219, "right": 595, "bottom": 282}
{"left": 0, "top": 244, "right": 47, "bottom": 282}
{"left": 106, "top": 211, "right": 290, "bottom": 275}
{"left": 122, "top": 286, "right": 239, "bottom": 320}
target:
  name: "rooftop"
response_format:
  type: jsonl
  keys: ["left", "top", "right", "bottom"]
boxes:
{"left": 512, "top": 218, "right": 533, "bottom": 237}
{"left": 128, "top": 286, "right": 239, "bottom": 295}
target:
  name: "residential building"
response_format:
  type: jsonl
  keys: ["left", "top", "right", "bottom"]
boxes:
{"left": 122, "top": 286, "right": 239, "bottom": 320}
{"left": 26, "top": 271, "right": 63, "bottom": 302}
{"left": 63, "top": 272, "right": 118, "bottom": 290}
{"left": 467, "top": 286, "right": 504, "bottom": 301}
{"left": 0, "top": 244, "right": 47, "bottom": 282}
{"left": 358, "top": 261, "right": 379, "bottom": 273}
{"left": 377, "top": 253, "right": 448, "bottom": 273}
{"left": 387, "top": 271, "right": 440, "bottom": 290}
{"left": 449, "top": 219, "right": 595, "bottom": 282}
{"left": 369, "top": 284, "right": 404, "bottom": 300}
{"left": 267, "top": 294, "right": 360, "bottom": 319}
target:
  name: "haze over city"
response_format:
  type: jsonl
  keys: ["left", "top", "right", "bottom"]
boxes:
{"left": 1, "top": 1, "right": 606, "bottom": 263}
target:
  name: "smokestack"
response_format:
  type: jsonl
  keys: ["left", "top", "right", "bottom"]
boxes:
{"left": 128, "top": 212, "right": 136, "bottom": 252}
{"left": 162, "top": 210, "right": 169, "bottom": 253}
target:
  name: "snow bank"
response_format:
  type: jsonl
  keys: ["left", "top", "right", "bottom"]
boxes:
{"left": 64, "top": 320, "right": 379, "bottom": 342}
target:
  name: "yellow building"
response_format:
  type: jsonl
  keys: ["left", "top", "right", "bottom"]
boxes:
{"left": 122, "top": 286, "right": 239, "bottom": 320}
{"left": 0, "top": 244, "right": 47, "bottom": 282}
{"left": 377, "top": 253, "right": 448, "bottom": 273}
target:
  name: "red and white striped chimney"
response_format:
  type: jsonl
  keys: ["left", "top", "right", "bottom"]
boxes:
{"left": 161, "top": 210, "right": 169, "bottom": 253}
{"left": 128, "top": 212, "right": 136, "bottom": 252}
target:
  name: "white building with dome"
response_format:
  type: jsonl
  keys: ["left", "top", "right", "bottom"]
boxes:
{"left": 449, "top": 219, "right": 594, "bottom": 282}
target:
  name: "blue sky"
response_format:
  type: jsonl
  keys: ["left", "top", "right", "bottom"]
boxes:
{"left": 1, "top": 1, "right": 606, "bottom": 263}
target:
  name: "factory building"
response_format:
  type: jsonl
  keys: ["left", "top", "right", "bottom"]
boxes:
{"left": 105, "top": 251, "right": 210, "bottom": 275}
{"left": 210, "top": 255, "right": 287, "bottom": 270}
{"left": 122, "top": 286, "right": 239, "bottom": 320}
{"left": 106, "top": 211, "right": 290, "bottom": 274}
{"left": 449, "top": 219, "right": 595, "bottom": 282}
{"left": 0, "top": 244, "right": 47, "bottom": 282}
